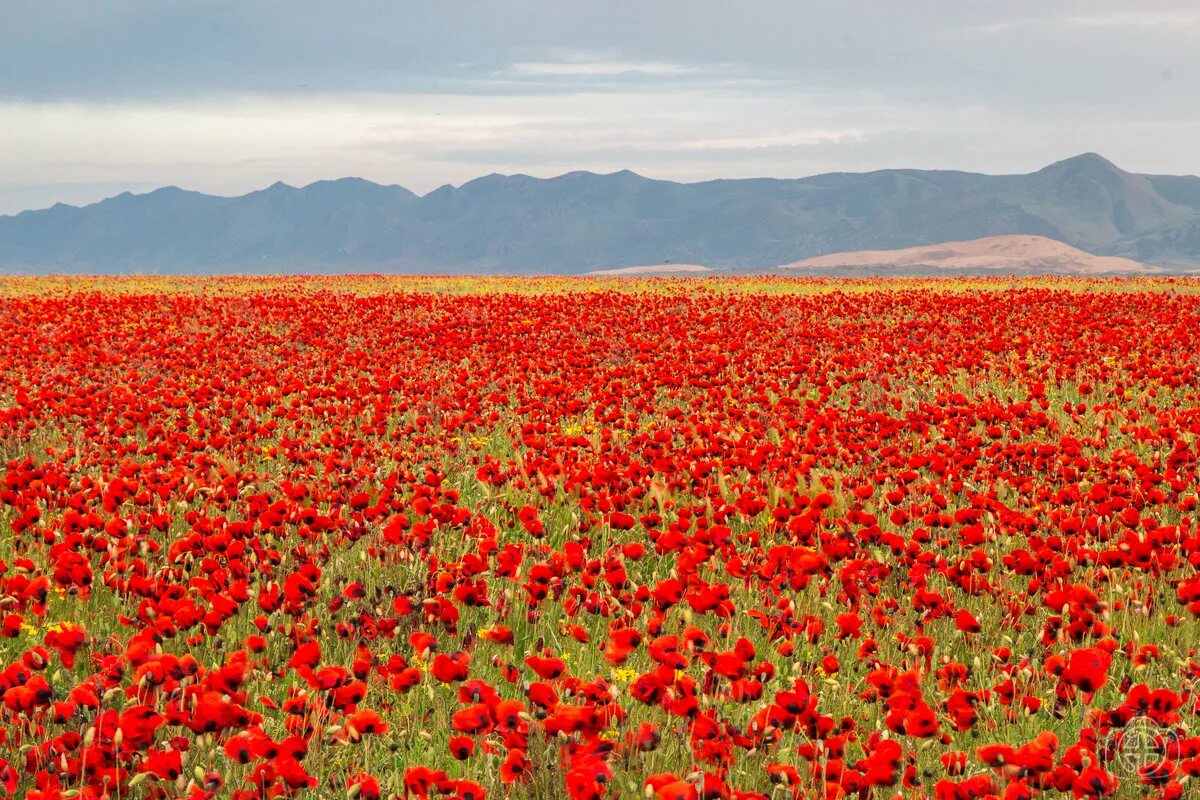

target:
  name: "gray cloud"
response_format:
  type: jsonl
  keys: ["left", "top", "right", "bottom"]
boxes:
{"left": 2, "top": 1, "right": 1198, "bottom": 213}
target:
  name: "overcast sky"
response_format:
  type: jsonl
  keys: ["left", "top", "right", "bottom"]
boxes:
{"left": 2, "top": 1, "right": 1199, "bottom": 214}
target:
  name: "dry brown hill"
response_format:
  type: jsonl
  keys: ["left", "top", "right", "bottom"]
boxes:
{"left": 779, "top": 234, "right": 1159, "bottom": 275}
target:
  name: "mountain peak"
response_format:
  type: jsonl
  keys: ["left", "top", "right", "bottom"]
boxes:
{"left": 460, "top": 172, "right": 532, "bottom": 189}
{"left": 310, "top": 176, "right": 376, "bottom": 188}
{"left": 1036, "top": 152, "right": 1123, "bottom": 176}
{"left": 554, "top": 169, "right": 645, "bottom": 182}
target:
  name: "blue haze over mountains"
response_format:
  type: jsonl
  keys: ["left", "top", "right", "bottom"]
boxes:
{"left": 3, "top": 153, "right": 1200, "bottom": 274}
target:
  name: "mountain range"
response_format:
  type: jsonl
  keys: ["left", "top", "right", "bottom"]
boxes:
{"left": 3, "top": 153, "right": 1200, "bottom": 274}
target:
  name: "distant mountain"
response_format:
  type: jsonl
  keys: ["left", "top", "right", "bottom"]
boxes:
{"left": 781, "top": 235, "right": 1159, "bottom": 276}
{"left": 4, "top": 153, "right": 1200, "bottom": 274}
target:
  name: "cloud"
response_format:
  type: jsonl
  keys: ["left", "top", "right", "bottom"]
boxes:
{"left": 2, "top": 1, "right": 1200, "bottom": 213}
{"left": 677, "top": 130, "right": 869, "bottom": 151}
{"left": 1064, "top": 10, "right": 1200, "bottom": 27}
{"left": 509, "top": 60, "right": 697, "bottom": 77}
{"left": 0, "top": 88, "right": 899, "bottom": 211}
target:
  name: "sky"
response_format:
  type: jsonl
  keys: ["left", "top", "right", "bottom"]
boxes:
{"left": 2, "top": 1, "right": 1200, "bottom": 214}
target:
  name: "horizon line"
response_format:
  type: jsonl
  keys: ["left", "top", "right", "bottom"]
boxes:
{"left": 1, "top": 151, "right": 1152, "bottom": 219}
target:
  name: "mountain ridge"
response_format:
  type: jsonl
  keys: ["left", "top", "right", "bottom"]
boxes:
{"left": 4, "top": 154, "right": 1200, "bottom": 274}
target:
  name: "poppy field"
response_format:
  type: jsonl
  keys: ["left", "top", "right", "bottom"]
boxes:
{"left": 4, "top": 275, "right": 1200, "bottom": 800}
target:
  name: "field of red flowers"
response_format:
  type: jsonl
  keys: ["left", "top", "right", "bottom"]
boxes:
{"left": 2, "top": 276, "right": 1200, "bottom": 800}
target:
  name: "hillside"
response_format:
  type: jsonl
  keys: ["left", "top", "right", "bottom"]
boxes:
{"left": 3, "top": 154, "right": 1200, "bottom": 273}
{"left": 780, "top": 235, "right": 1160, "bottom": 276}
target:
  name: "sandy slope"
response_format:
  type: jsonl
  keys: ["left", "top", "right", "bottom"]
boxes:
{"left": 585, "top": 263, "right": 713, "bottom": 276}
{"left": 780, "top": 235, "right": 1159, "bottom": 274}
